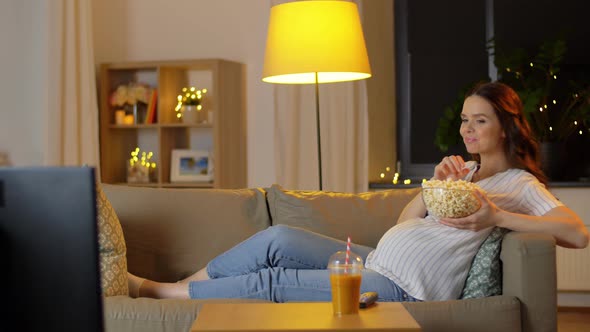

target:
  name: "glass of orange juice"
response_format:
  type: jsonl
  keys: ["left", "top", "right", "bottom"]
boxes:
{"left": 328, "top": 250, "right": 364, "bottom": 315}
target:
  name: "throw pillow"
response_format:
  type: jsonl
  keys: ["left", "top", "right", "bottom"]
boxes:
{"left": 266, "top": 184, "right": 420, "bottom": 248}
{"left": 96, "top": 183, "right": 129, "bottom": 297}
{"left": 461, "top": 227, "right": 511, "bottom": 299}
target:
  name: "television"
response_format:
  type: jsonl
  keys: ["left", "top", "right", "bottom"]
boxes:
{"left": 0, "top": 167, "right": 103, "bottom": 331}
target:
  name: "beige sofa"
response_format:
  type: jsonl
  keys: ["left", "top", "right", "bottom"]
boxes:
{"left": 102, "top": 184, "right": 557, "bottom": 332}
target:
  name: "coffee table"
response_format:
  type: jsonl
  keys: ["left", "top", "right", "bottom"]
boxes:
{"left": 191, "top": 302, "right": 421, "bottom": 332}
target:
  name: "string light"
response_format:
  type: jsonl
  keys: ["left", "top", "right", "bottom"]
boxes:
{"left": 529, "top": 62, "right": 534, "bottom": 67}
{"left": 552, "top": 100, "right": 557, "bottom": 104}
{"left": 175, "top": 86, "right": 207, "bottom": 117}
{"left": 377, "top": 168, "right": 428, "bottom": 187}
{"left": 129, "top": 147, "right": 156, "bottom": 169}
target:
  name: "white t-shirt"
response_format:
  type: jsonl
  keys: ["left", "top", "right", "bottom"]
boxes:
{"left": 364, "top": 164, "right": 563, "bottom": 301}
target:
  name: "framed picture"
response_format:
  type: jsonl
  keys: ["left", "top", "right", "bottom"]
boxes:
{"left": 170, "top": 149, "right": 213, "bottom": 182}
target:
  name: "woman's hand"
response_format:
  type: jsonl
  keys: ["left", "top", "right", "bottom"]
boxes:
{"left": 439, "top": 190, "right": 500, "bottom": 231}
{"left": 433, "top": 155, "right": 470, "bottom": 181}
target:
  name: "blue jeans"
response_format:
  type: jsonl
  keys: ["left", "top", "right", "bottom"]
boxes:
{"left": 188, "top": 225, "right": 420, "bottom": 303}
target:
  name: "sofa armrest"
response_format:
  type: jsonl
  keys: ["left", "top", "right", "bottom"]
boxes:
{"left": 500, "top": 232, "right": 557, "bottom": 332}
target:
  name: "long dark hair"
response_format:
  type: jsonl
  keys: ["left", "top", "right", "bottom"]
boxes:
{"left": 467, "top": 81, "right": 548, "bottom": 185}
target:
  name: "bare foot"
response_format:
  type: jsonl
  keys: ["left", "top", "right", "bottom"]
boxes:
{"left": 140, "top": 279, "right": 191, "bottom": 299}
{"left": 127, "top": 272, "right": 146, "bottom": 298}
{"left": 128, "top": 272, "right": 191, "bottom": 299}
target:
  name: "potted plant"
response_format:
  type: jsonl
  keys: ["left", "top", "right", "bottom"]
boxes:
{"left": 435, "top": 38, "right": 590, "bottom": 180}
{"left": 175, "top": 86, "right": 207, "bottom": 124}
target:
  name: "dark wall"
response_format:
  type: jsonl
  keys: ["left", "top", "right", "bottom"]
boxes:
{"left": 396, "top": 0, "right": 488, "bottom": 176}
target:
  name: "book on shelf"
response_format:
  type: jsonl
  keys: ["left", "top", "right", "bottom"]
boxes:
{"left": 145, "top": 89, "right": 158, "bottom": 124}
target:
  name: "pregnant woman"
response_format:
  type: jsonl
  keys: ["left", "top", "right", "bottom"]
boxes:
{"left": 128, "top": 81, "right": 588, "bottom": 302}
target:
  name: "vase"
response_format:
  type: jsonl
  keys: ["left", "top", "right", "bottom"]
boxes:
{"left": 181, "top": 105, "right": 200, "bottom": 124}
{"left": 133, "top": 103, "right": 148, "bottom": 124}
{"left": 540, "top": 142, "right": 567, "bottom": 182}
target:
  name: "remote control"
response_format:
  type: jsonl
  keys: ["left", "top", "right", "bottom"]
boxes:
{"left": 359, "top": 291, "right": 378, "bottom": 308}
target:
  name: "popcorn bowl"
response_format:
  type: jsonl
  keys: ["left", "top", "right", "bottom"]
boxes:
{"left": 422, "top": 187, "right": 481, "bottom": 219}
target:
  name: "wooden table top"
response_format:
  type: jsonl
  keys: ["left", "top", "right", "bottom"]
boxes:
{"left": 191, "top": 302, "right": 421, "bottom": 332}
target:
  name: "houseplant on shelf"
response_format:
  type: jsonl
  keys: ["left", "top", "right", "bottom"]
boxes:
{"left": 435, "top": 38, "right": 590, "bottom": 181}
{"left": 175, "top": 86, "right": 207, "bottom": 124}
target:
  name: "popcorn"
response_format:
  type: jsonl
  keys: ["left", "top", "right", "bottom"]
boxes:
{"left": 422, "top": 179, "right": 482, "bottom": 218}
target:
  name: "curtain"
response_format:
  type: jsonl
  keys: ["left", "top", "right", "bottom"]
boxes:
{"left": 45, "top": 0, "right": 99, "bottom": 171}
{"left": 271, "top": 0, "right": 369, "bottom": 193}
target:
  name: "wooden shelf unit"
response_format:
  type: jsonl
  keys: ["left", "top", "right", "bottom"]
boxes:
{"left": 98, "top": 59, "right": 246, "bottom": 189}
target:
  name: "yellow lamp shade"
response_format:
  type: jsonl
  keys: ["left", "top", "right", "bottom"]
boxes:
{"left": 262, "top": 1, "right": 372, "bottom": 84}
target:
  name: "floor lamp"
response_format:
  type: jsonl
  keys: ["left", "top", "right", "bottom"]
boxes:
{"left": 262, "top": 1, "right": 372, "bottom": 190}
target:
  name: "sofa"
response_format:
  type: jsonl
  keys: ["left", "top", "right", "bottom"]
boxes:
{"left": 102, "top": 184, "right": 557, "bottom": 332}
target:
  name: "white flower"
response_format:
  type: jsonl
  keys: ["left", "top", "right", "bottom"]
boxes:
{"left": 110, "top": 83, "right": 151, "bottom": 107}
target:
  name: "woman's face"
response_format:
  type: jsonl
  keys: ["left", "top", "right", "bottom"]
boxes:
{"left": 460, "top": 95, "right": 505, "bottom": 156}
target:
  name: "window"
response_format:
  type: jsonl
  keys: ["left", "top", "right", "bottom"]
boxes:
{"left": 395, "top": 0, "right": 488, "bottom": 178}
{"left": 395, "top": 0, "right": 590, "bottom": 181}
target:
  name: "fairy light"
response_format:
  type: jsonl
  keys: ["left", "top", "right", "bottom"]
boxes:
{"left": 129, "top": 147, "right": 155, "bottom": 168}
{"left": 175, "top": 86, "right": 207, "bottom": 118}
{"left": 506, "top": 67, "right": 511, "bottom": 72}
{"left": 544, "top": 104, "right": 548, "bottom": 109}
{"left": 553, "top": 75, "right": 557, "bottom": 79}
{"left": 549, "top": 126, "right": 553, "bottom": 131}
{"left": 552, "top": 100, "right": 557, "bottom": 104}
{"left": 574, "top": 121, "right": 578, "bottom": 125}
{"left": 580, "top": 130, "right": 583, "bottom": 135}
{"left": 539, "top": 107, "right": 543, "bottom": 112}
{"left": 378, "top": 168, "right": 429, "bottom": 186}
{"left": 529, "top": 62, "right": 534, "bottom": 67}
{"left": 127, "top": 147, "right": 157, "bottom": 183}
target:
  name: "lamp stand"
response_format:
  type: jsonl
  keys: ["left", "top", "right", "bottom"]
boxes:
{"left": 314, "top": 72, "right": 323, "bottom": 191}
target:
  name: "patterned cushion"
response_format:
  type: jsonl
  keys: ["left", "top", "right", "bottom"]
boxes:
{"left": 460, "top": 227, "right": 510, "bottom": 299}
{"left": 96, "top": 183, "right": 129, "bottom": 296}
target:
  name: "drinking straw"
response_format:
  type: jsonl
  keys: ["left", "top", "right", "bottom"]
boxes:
{"left": 345, "top": 236, "right": 351, "bottom": 265}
